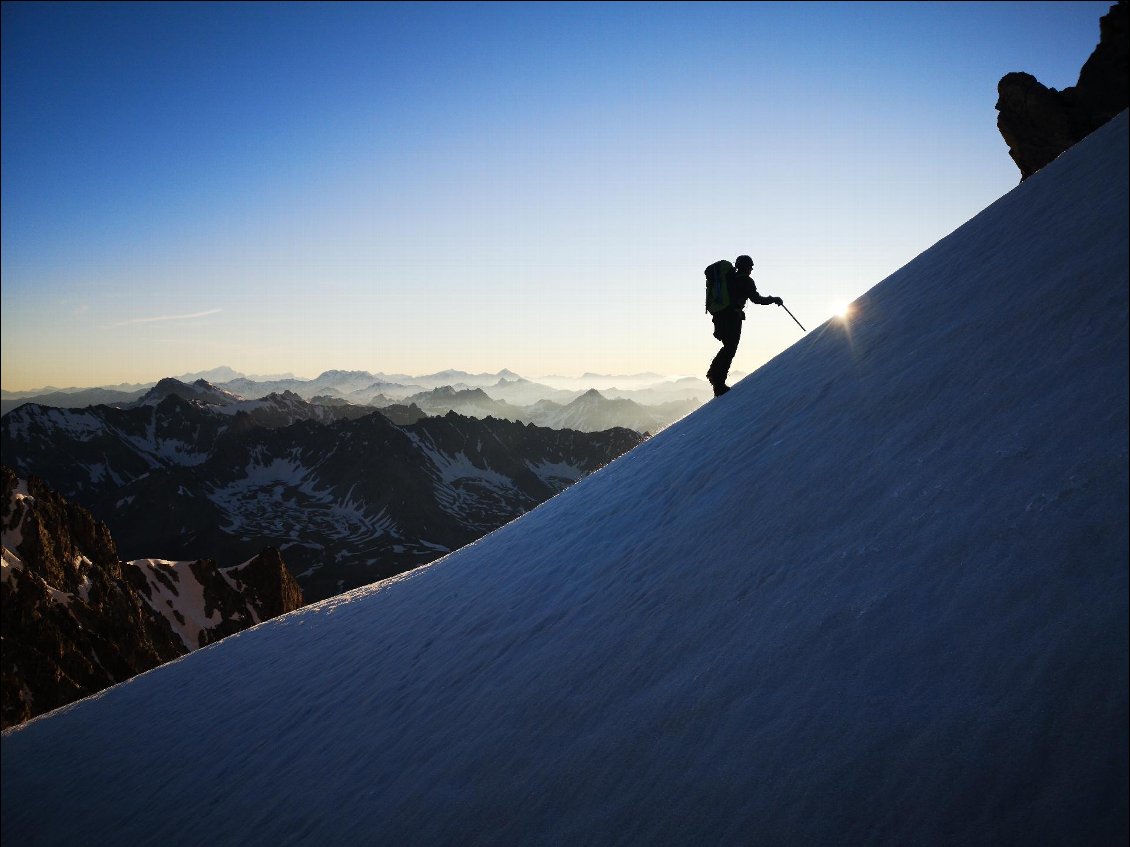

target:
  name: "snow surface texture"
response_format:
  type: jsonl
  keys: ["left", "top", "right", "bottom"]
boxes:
{"left": 3, "top": 114, "right": 1128, "bottom": 846}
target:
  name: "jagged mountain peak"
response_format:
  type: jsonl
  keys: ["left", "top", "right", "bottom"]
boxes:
{"left": 139, "top": 377, "right": 243, "bottom": 407}
{"left": 455, "top": 387, "right": 492, "bottom": 400}
{"left": 145, "top": 376, "right": 190, "bottom": 395}
{"left": 256, "top": 390, "right": 305, "bottom": 404}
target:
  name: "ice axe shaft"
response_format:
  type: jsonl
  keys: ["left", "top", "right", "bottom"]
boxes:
{"left": 780, "top": 303, "right": 806, "bottom": 332}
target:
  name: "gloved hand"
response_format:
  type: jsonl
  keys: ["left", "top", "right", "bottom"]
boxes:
{"left": 772, "top": 296, "right": 784, "bottom": 306}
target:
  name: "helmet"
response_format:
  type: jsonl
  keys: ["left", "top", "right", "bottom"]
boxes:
{"left": 735, "top": 255, "right": 754, "bottom": 270}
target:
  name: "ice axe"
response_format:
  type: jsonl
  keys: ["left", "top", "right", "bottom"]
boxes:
{"left": 779, "top": 301, "right": 806, "bottom": 332}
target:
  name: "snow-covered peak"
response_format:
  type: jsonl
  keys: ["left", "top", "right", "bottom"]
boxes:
{"left": 2, "top": 113, "right": 1127, "bottom": 844}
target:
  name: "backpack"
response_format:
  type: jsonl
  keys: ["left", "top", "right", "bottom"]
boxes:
{"left": 704, "top": 260, "right": 733, "bottom": 314}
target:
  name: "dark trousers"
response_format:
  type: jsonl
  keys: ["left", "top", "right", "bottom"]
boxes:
{"left": 707, "top": 311, "right": 743, "bottom": 385}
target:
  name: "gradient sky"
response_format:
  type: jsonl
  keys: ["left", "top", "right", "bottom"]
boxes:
{"left": 0, "top": 1, "right": 1114, "bottom": 390}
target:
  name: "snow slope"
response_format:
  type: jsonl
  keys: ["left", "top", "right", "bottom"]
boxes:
{"left": 2, "top": 113, "right": 1127, "bottom": 845}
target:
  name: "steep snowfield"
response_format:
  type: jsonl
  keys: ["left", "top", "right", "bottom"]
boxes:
{"left": 2, "top": 113, "right": 1127, "bottom": 845}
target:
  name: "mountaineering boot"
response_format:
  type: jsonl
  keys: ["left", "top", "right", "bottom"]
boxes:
{"left": 707, "top": 369, "right": 729, "bottom": 398}
{"left": 708, "top": 375, "right": 730, "bottom": 397}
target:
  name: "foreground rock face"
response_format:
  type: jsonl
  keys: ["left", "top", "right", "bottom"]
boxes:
{"left": 996, "top": 1, "right": 1128, "bottom": 180}
{"left": 1, "top": 466, "right": 303, "bottom": 728}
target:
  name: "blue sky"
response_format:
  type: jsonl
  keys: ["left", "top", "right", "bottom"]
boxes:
{"left": 0, "top": 1, "right": 1114, "bottom": 389}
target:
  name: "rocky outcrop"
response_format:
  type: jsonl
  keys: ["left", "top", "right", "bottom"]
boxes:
{"left": 129, "top": 549, "right": 304, "bottom": 651}
{"left": 996, "top": 1, "right": 1128, "bottom": 180}
{"left": 216, "top": 547, "right": 304, "bottom": 624}
{"left": 1, "top": 466, "right": 184, "bottom": 728}
{"left": 1, "top": 466, "right": 303, "bottom": 728}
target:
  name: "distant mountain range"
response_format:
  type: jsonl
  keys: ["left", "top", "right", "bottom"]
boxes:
{"left": 1, "top": 391, "right": 644, "bottom": 601}
{"left": 2, "top": 370, "right": 714, "bottom": 433}
{"left": 398, "top": 385, "right": 700, "bottom": 434}
{"left": 0, "top": 386, "right": 148, "bottom": 415}
{"left": 1, "top": 466, "right": 303, "bottom": 729}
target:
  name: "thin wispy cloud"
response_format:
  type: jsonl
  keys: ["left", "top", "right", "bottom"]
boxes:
{"left": 108, "top": 309, "right": 222, "bottom": 329}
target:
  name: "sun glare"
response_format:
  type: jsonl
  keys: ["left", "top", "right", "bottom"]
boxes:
{"left": 832, "top": 302, "right": 853, "bottom": 320}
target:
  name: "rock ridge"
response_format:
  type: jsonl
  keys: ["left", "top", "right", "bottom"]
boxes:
{"left": 996, "top": 1, "right": 1128, "bottom": 179}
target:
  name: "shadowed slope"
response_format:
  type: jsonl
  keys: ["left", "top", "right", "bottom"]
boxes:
{"left": 2, "top": 114, "right": 1127, "bottom": 846}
